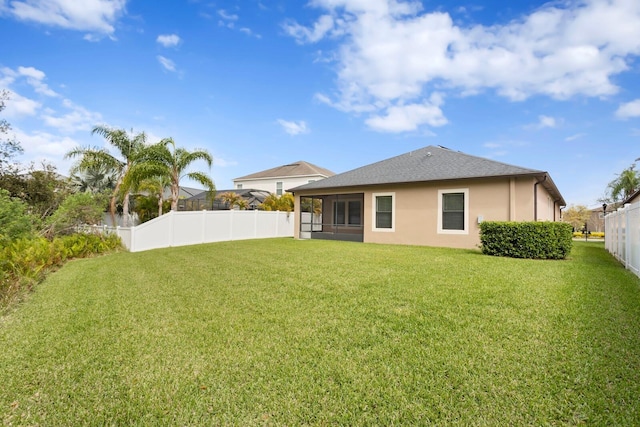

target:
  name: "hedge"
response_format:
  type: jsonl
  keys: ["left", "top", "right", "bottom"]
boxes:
{"left": 479, "top": 221, "right": 573, "bottom": 259}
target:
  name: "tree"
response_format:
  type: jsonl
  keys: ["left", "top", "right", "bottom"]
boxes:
{"left": 562, "top": 204, "right": 592, "bottom": 231}
{"left": 45, "top": 192, "right": 108, "bottom": 236}
{"left": 131, "top": 176, "right": 170, "bottom": 221}
{"left": 69, "top": 164, "right": 117, "bottom": 194}
{"left": 0, "top": 162, "right": 69, "bottom": 220}
{"left": 0, "top": 90, "right": 23, "bottom": 172}
{"left": 66, "top": 126, "right": 147, "bottom": 226}
{"left": 128, "top": 138, "right": 214, "bottom": 211}
{"left": 0, "top": 189, "right": 37, "bottom": 244}
{"left": 607, "top": 164, "right": 640, "bottom": 202}
{"left": 260, "top": 193, "right": 294, "bottom": 212}
{"left": 219, "top": 191, "right": 248, "bottom": 210}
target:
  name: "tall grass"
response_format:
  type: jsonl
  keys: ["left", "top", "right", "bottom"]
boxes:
{"left": 0, "top": 233, "right": 122, "bottom": 311}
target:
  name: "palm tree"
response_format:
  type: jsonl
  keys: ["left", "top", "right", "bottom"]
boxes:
{"left": 127, "top": 137, "right": 214, "bottom": 211}
{"left": 608, "top": 165, "right": 640, "bottom": 202}
{"left": 134, "top": 175, "right": 170, "bottom": 218}
{"left": 69, "top": 164, "right": 117, "bottom": 194}
{"left": 66, "top": 125, "right": 147, "bottom": 226}
{"left": 219, "top": 191, "right": 248, "bottom": 210}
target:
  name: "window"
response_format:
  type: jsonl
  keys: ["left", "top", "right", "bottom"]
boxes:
{"left": 348, "top": 201, "right": 361, "bottom": 225}
{"left": 372, "top": 193, "right": 395, "bottom": 231}
{"left": 333, "top": 200, "right": 362, "bottom": 226}
{"left": 334, "top": 201, "right": 346, "bottom": 225}
{"left": 438, "top": 189, "right": 469, "bottom": 234}
{"left": 276, "top": 181, "right": 283, "bottom": 196}
{"left": 236, "top": 183, "right": 243, "bottom": 189}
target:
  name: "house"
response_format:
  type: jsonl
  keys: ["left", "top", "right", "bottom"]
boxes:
{"left": 289, "top": 145, "right": 566, "bottom": 249}
{"left": 233, "top": 161, "right": 335, "bottom": 196}
{"left": 178, "top": 188, "right": 271, "bottom": 211}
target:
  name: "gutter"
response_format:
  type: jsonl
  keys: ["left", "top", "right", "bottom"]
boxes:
{"left": 534, "top": 174, "right": 547, "bottom": 221}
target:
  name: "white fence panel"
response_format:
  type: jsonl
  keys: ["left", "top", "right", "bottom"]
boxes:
{"left": 605, "top": 202, "right": 640, "bottom": 278}
{"left": 98, "top": 210, "right": 294, "bottom": 252}
{"left": 203, "top": 211, "right": 233, "bottom": 242}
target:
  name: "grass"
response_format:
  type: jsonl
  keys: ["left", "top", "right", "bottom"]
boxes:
{"left": 1, "top": 239, "right": 640, "bottom": 425}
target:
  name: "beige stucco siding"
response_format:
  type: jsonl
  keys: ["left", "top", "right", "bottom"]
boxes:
{"left": 294, "top": 176, "right": 562, "bottom": 249}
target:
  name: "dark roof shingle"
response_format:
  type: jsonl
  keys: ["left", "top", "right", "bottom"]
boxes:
{"left": 290, "top": 145, "right": 565, "bottom": 205}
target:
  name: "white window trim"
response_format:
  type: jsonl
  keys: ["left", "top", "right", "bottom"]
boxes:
{"left": 372, "top": 192, "right": 395, "bottom": 232}
{"left": 437, "top": 188, "right": 469, "bottom": 235}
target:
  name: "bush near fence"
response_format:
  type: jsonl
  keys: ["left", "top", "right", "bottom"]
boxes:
{"left": 1, "top": 233, "right": 123, "bottom": 312}
{"left": 480, "top": 221, "right": 573, "bottom": 259}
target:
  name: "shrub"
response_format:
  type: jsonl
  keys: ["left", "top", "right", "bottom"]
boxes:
{"left": 479, "top": 221, "right": 573, "bottom": 259}
{"left": 45, "top": 192, "right": 108, "bottom": 236}
{"left": 0, "top": 232, "right": 123, "bottom": 311}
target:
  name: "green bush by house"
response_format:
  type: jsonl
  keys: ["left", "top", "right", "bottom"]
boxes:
{"left": 480, "top": 221, "right": 573, "bottom": 259}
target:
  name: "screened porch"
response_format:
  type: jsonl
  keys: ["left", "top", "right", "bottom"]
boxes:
{"left": 299, "top": 194, "right": 364, "bottom": 242}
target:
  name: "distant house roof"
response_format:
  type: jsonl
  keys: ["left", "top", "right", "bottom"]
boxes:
{"left": 185, "top": 188, "right": 271, "bottom": 209}
{"left": 622, "top": 189, "right": 640, "bottom": 205}
{"left": 290, "top": 145, "right": 566, "bottom": 205}
{"left": 234, "top": 161, "right": 335, "bottom": 181}
{"left": 162, "top": 186, "right": 206, "bottom": 200}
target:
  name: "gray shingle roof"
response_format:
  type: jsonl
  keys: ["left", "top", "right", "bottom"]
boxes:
{"left": 289, "top": 145, "right": 565, "bottom": 205}
{"left": 234, "top": 160, "right": 335, "bottom": 181}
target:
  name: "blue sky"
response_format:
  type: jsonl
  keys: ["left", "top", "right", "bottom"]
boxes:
{"left": 1, "top": 0, "right": 639, "bottom": 208}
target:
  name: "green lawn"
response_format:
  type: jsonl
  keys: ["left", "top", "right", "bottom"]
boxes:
{"left": 1, "top": 239, "right": 640, "bottom": 425}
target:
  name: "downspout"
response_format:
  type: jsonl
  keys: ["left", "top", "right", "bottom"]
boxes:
{"left": 534, "top": 175, "right": 547, "bottom": 221}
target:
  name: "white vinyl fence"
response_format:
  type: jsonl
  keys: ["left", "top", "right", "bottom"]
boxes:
{"left": 94, "top": 210, "right": 294, "bottom": 252}
{"left": 605, "top": 202, "right": 640, "bottom": 278}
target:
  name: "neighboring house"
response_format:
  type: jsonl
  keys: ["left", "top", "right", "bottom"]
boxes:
{"left": 179, "top": 188, "right": 271, "bottom": 211}
{"left": 622, "top": 188, "right": 640, "bottom": 205}
{"left": 233, "top": 161, "right": 335, "bottom": 196}
{"left": 289, "top": 145, "right": 566, "bottom": 249}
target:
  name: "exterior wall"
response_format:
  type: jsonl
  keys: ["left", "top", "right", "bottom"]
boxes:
{"left": 233, "top": 175, "right": 326, "bottom": 194}
{"left": 294, "top": 176, "right": 562, "bottom": 249}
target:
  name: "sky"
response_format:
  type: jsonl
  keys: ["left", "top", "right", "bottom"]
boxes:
{"left": 1, "top": 0, "right": 639, "bottom": 208}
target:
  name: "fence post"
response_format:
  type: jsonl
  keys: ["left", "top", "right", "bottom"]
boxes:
{"left": 202, "top": 210, "right": 206, "bottom": 244}
{"left": 254, "top": 209, "right": 258, "bottom": 238}
{"left": 169, "top": 210, "right": 175, "bottom": 248}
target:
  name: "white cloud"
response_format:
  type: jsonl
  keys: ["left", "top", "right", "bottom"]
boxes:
{"left": 283, "top": 14, "right": 336, "bottom": 44}
{"left": 616, "top": 99, "right": 640, "bottom": 119}
{"left": 156, "top": 34, "right": 181, "bottom": 48}
{"left": 157, "top": 55, "right": 177, "bottom": 72}
{"left": 213, "top": 157, "right": 238, "bottom": 167}
{"left": 18, "top": 66, "right": 58, "bottom": 97}
{"left": 0, "top": 90, "right": 41, "bottom": 117}
{"left": 218, "top": 9, "right": 238, "bottom": 21}
{"left": 277, "top": 119, "right": 309, "bottom": 135}
{"left": 3, "top": 0, "right": 127, "bottom": 37}
{"left": 365, "top": 95, "right": 447, "bottom": 132}
{"left": 538, "top": 115, "right": 557, "bottom": 129}
{"left": 525, "top": 114, "right": 560, "bottom": 130}
{"left": 285, "top": 0, "right": 640, "bottom": 132}
{"left": 239, "top": 27, "right": 260, "bottom": 38}
{"left": 41, "top": 98, "right": 102, "bottom": 133}
{"left": 565, "top": 132, "right": 587, "bottom": 141}
{"left": 13, "top": 127, "right": 78, "bottom": 158}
